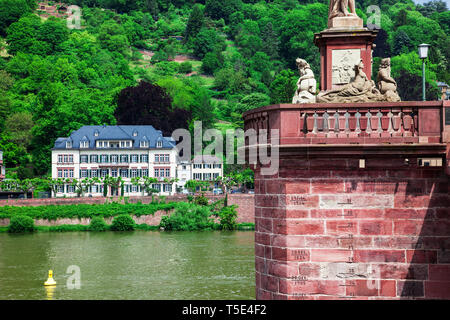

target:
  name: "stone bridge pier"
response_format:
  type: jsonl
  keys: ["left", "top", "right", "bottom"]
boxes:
{"left": 244, "top": 101, "right": 450, "bottom": 300}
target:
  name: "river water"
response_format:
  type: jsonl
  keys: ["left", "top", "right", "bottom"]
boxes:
{"left": 0, "top": 231, "right": 255, "bottom": 300}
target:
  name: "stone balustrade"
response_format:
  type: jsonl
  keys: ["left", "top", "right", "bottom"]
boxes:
{"left": 244, "top": 101, "right": 449, "bottom": 147}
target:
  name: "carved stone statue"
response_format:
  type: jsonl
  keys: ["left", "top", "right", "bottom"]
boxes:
{"left": 377, "top": 58, "right": 401, "bottom": 102}
{"left": 328, "top": 0, "right": 363, "bottom": 29}
{"left": 329, "top": 0, "right": 357, "bottom": 20}
{"left": 292, "top": 58, "right": 317, "bottom": 104}
{"left": 317, "top": 60, "right": 384, "bottom": 103}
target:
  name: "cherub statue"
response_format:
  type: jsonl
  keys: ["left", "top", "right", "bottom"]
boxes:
{"left": 292, "top": 58, "right": 317, "bottom": 104}
{"left": 377, "top": 58, "right": 401, "bottom": 102}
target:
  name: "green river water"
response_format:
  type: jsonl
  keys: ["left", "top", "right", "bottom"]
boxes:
{"left": 0, "top": 231, "right": 255, "bottom": 300}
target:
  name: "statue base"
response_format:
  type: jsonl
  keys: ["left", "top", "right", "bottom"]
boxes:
{"left": 328, "top": 16, "right": 363, "bottom": 29}
{"left": 314, "top": 28, "right": 378, "bottom": 92}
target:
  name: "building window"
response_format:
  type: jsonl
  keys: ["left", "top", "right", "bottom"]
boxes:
{"left": 111, "top": 155, "right": 118, "bottom": 163}
{"left": 66, "top": 141, "right": 72, "bottom": 148}
{"left": 131, "top": 169, "right": 138, "bottom": 178}
{"left": 57, "top": 185, "right": 64, "bottom": 193}
{"left": 213, "top": 164, "right": 222, "bottom": 169}
{"left": 81, "top": 141, "right": 89, "bottom": 148}
{"left": 101, "top": 155, "right": 108, "bottom": 163}
{"left": 80, "top": 155, "right": 88, "bottom": 163}
{"left": 91, "top": 170, "right": 98, "bottom": 178}
{"left": 140, "top": 141, "right": 148, "bottom": 148}
{"left": 94, "top": 130, "right": 99, "bottom": 137}
{"left": 193, "top": 164, "right": 202, "bottom": 169}
{"left": 182, "top": 165, "right": 186, "bottom": 170}
{"left": 67, "top": 185, "right": 75, "bottom": 193}
{"left": 101, "top": 169, "right": 108, "bottom": 178}
{"left": 203, "top": 173, "right": 211, "bottom": 181}
{"left": 154, "top": 168, "right": 160, "bottom": 177}
{"left": 126, "top": 141, "right": 131, "bottom": 148}
{"left": 57, "top": 170, "right": 63, "bottom": 178}
{"left": 204, "top": 164, "right": 212, "bottom": 169}
{"left": 164, "top": 184, "right": 172, "bottom": 192}
{"left": 120, "top": 155, "right": 128, "bottom": 163}
{"left": 131, "top": 155, "right": 138, "bottom": 163}
{"left": 152, "top": 184, "right": 161, "bottom": 192}
{"left": 69, "top": 169, "right": 74, "bottom": 178}
{"left": 90, "top": 155, "right": 98, "bottom": 163}
{"left": 58, "top": 155, "right": 63, "bottom": 163}
{"left": 142, "top": 169, "right": 148, "bottom": 177}
{"left": 120, "top": 169, "right": 128, "bottom": 178}
{"left": 111, "top": 169, "right": 118, "bottom": 177}
{"left": 92, "top": 185, "right": 98, "bottom": 193}
{"left": 63, "top": 169, "right": 69, "bottom": 178}
{"left": 81, "top": 170, "right": 88, "bottom": 178}
{"left": 213, "top": 173, "right": 219, "bottom": 179}
{"left": 131, "top": 185, "right": 138, "bottom": 193}
{"left": 157, "top": 141, "right": 163, "bottom": 148}
{"left": 141, "top": 155, "right": 148, "bottom": 163}
{"left": 193, "top": 173, "right": 202, "bottom": 180}
{"left": 120, "top": 141, "right": 125, "bottom": 148}
{"left": 165, "top": 169, "right": 170, "bottom": 177}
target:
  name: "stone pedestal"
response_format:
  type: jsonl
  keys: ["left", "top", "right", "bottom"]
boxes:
{"left": 314, "top": 28, "right": 378, "bottom": 92}
{"left": 244, "top": 102, "right": 450, "bottom": 300}
{"left": 328, "top": 16, "right": 363, "bottom": 29}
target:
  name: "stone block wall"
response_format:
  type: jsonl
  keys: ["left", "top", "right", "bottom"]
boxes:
{"left": 254, "top": 156, "right": 450, "bottom": 300}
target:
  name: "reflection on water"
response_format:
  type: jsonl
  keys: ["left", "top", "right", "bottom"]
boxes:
{"left": 0, "top": 231, "right": 255, "bottom": 300}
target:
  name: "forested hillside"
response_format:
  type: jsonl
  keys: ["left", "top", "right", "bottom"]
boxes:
{"left": 0, "top": 0, "right": 448, "bottom": 177}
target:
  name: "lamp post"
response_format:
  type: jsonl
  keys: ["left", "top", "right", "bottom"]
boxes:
{"left": 418, "top": 43, "right": 430, "bottom": 101}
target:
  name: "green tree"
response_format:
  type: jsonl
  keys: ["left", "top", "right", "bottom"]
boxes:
{"left": 269, "top": 69, "right": 297, "bottom": 104}
{"left": 192, "top": 28, "right": 224, "bottom": 59}
{"left": 0, "top": 0, "right": 33, "bottom": 36}
{"left": 97, "top": 20, "right": 130, "bottom": 54}
{"left": 184, "top": 4, "right": 204, "bottom": 43}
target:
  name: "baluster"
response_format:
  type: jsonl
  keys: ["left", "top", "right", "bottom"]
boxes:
{"left": 392, "top": 111, "right": 402, "bottom": 137}
{"left": 402, "top": 110, "right": 412, "bottom": 137}
{"left": 365, "top": 111, "right": 373, "bottom": 134}
{"left": 387, "top": 110, "right": 394, "bottom": 135}
{"left": 312, "top": 112, "right": 318, "bottom": 134}
{"left": 380, "top": 110, "right": 391, "bottom": 138}
{"left": 376, "top": 110, "right": 383, "bottom": 134}
{"left": 338, "top": 109, "right": 347, "bottom": 137}
{"left": 300, "top": 112, "right": 307, "bottom": 136}
{"left": 323, "top": 112, "right": 330, "bottom": 134}
{"left": 306, "top": 111, "right": 315, "bottom": 136}
{"left": 354, "top": 111, "right": 362, "bottom": 135}
{"left": 413, "top": 110, "right": 418, "bottom": 137}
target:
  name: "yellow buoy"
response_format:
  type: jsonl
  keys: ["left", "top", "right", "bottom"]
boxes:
{"left": 44, "top": 270, "right": 56, "bottom": 286}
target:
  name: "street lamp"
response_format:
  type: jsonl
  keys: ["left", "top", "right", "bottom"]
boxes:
{"left": 418, "top": 43, "right": 430, "bottom": 101}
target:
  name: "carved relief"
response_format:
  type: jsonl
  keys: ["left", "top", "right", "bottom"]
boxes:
{"left": 332, "top": 49, "right": 361, "bottom": 85}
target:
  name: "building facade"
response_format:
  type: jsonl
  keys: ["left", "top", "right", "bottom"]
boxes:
{"left": 51, "top": 125, "right": 178, "bottom": 197}
{"left": 0, "top": 150, "right": 5, "bottom": 181}
{"left": 191, "top": 155, "right": 223, "bottom": 185}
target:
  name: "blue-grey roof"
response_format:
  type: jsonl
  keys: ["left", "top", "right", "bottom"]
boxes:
{"left": 53, "top": 125, "right": 176, "bottom": 150}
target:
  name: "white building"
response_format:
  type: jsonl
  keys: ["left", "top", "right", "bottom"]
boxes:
{"left": 51, "top": 125, "right": 178, "bottom": 197}
{"left": 176, "top": 160, "right": 192, "bottom": 191}
{"left": 0, "top": 150, "right": 5, "bottom": 181}
{"left": 191, "top": 155, "right": 223, "bottom": 185}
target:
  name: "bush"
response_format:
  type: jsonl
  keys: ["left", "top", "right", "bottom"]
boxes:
{"left": 110, "top": 214, "right": 136, "bottom": 231}
{"left": 179, "top": 61, "right": 192, "bottom": 74}
{"left": 194, "top": 194, "right": 209, "bottom": 206}
{"left": 218, "top": 205, "right": 238, "bottom": 231}
{"left": 8, "top": 215, "right": 36, "bottom": 233}
{"left": 89, "top": 216, "right": 108, "bottom": 232}
{"left": 159, "top": 203, "right": 214, "bottom": 231}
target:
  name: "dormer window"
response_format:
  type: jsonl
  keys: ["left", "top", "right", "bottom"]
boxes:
{"left": 157, "top": 140, "right": 163, "bottom": 148}
{"left": 133, "top": 130, "right": 138, "bottom": 137}
{"left": 66, "top": 141, "right": 72, "bottom": 148}
{"left": 81, "top": 141, "right": 89, "bottom": 148}
{"left": 94, "top": 130, "right": 99, "bottom": 137}
{"left": 140, "top": 141, "right": 149, "bottom": 148}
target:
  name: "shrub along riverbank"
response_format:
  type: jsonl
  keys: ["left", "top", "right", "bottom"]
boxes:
{"left": 0, "top": 198, "right": 254, "bottom": 233}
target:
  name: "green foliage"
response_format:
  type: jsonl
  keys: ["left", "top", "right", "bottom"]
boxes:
{"left": 110, "top": 214, "right": 136, "bottom": 231}
{"left": 7, "top": 215, "right": 35, "bottom": 233}
{"left": 218, "top": 205, "right": 238, "bottom": 230}
{"left": 0, "top": 0, "right": 33, "bottom": 36}
{"left": 179, "top": 61, "right": 193, "bottom": 74}
{"left": 159, "top": 202, "right": 215, "bottom": 231}
{"left": 194, "top": 194, "right": 209, "bottom": 206}
{"left": 0, "top": 202, "right": 177, "bottom": 220}
{"left": 192, "top": 28, "right": 225, "bottom": 59}
{"left": 89, "top": 216, "right": 109, "bottom": 232}
{"left": 269, "top": 69, "right": 297, "bottom": 104}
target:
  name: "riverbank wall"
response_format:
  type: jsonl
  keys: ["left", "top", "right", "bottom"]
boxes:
{"left": 0, "top": 194, "right": 255, "bottom": 226}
